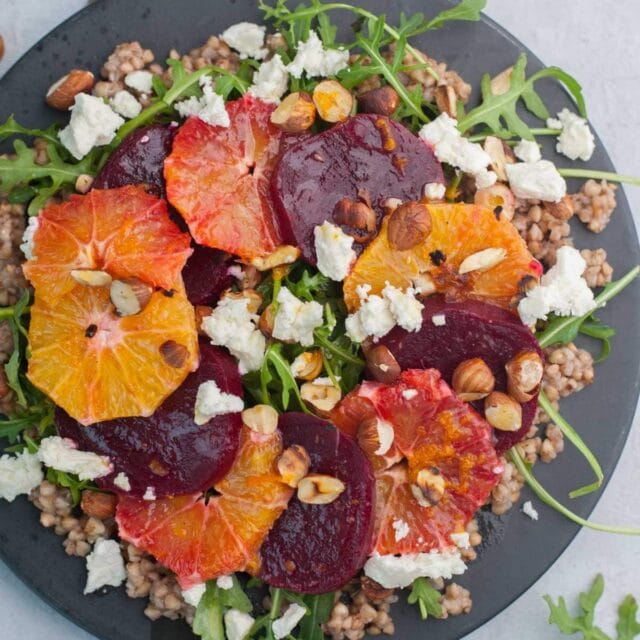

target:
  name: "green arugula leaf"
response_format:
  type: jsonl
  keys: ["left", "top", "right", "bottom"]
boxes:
{"left": 579, "top": 315, "right": 616, "bottom": 363}
{"left": 219, "top": 575, "right": 254, "bottom": 613}
{"left": 45, "top": 468, "right": 97, "bottom": 505}
{"left": 423, "top": 0, "right": 485, "bottom": 31}
{"left": 0, "top": 114, "right": 60, "bottom": 147}
{"left": 2, "top": 291, "right": 31, "bottom": 406}
{"left": 408, "top": 577, "right": 443, "bottom": 620}
{"left": 299, "top": 592, "right": 335, "bottom": 640}
{"left": 193, "top": 583, "right": 226, "bottom": 640}
{"left": 617, "top": 596, "right": 640, "bottom": 640}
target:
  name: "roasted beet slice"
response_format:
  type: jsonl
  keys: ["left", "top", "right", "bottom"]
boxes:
{"left": 259, "top": 413, "right": 375, "bottom": 594}
{"left": 378, "top": 296, "right": 543, "bottom": 452}
{"left": 56, "top": 340, "right": 242, "bottom": 497}
{"left": 271, "top": 114, "right": 444, "bottom": 263}
{"left": 93, "top": 124, "right": 176, "bottom": 197}
{"left": 183, "top": 243, "right": 234, "bottom": 306}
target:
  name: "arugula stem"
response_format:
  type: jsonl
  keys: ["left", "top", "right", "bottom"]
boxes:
{"left": 314, "top": 332, "right": 365, "bottom": 366}
{"left": 558, "top": 168, "right": 640, "bottom": 187}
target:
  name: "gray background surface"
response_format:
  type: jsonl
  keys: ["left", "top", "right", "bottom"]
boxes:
{"left": 0, "top": 1, "right": 638, "bottom": 639}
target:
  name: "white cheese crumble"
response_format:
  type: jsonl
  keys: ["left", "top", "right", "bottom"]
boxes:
{"left": 423, "top": 182, "right": 446, "bottom": 200}
{"left": 175, "top": 75, "right": 230, "bottom": 127}
{"left": 143, "top": 486, "right": 156, "bottom": 501}
{"left": 217, "top": 575, "right": 234, "bottom": 590}
{"left": 505, "top": 160, "right": 566, "bottom": 202}
{"left": 392, "top": 519, "right": 410, "bottom": 542}
{"left": 450, "top": 532, "right": 470, "bottom": 549}
{"left": 110, "top": 90, "right": 142, "bottom": 119}
{"left": 514, "top": 139, "right": 542, "bottom": 163}
{"left": 314, "top": 221, "right": 357, "bottom": 282}
{"left": 0, "top": 450, "right": 43, "bottom": 502}
{"left": 38, "top": 437, "right": 112, "bottom": 480}
{"left": 364, "top": 549, "right": 467, "bottom": 589}
{"left": 402, "top": 389, "right": 418, "bottom": 400}
{"left": 518, "top": 246, "right": 596, "bottom": 325}
{"left": 522, "top": 500, "right": 539, "bottom": 521}
{"left": 84, "top": 539, "right": 127, "bottom": 594}
{"left": 113, "top": 472, "right": 131, "bottom": 492}
{"left": 20, "top": 215, "right": 40, "bottom": 261}
{"left": 202, "top": 297, "right": 266, "bottom": 374}
{"left": 382, "top": 283, "right": 424, "bottom": 332}
{"left": 225, "top": 609, "right": 255, "bottom": 640}
{"left": 194, "top": 380, "right": 244, "bottom": 426}
{"left": 59, "top": 93, "right": 124, "bottom": 160}
{"left": 374, "top": 418, "right": 395, "bottom": 456}
{"left": 221, "top": 22, "right": 268, "bottom": 60}
{"left": 182, "top": 583, "right": 206, "bottom": 607}
{"left": 287, "top": 30, "right": 349, "bottom": 78}
{"left": 272, "top": 603, "right": 307, "bottom": 640}
{"left": 272, "top": 287, "right": 324, "bottom": 347}
{"left": 547, "top": 108, "right": 595, "bottom": 161}
{"left": 124, "top": 70, "right": 153, "bottom": 94}
{"left": 419, "top": 113, "right": 497, "bottom": 189}
{"left": 249, "top": 54, "right": 290, "bottom": 103}
{"left": 431, "top": 313, "right": 446, "bottom": 326}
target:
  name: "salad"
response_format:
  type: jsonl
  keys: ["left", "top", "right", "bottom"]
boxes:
{"left": 0, "top": 1, "right": 639, "bottom": 639}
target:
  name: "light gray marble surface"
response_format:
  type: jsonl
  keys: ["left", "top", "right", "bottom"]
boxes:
{"left": 1, "top": 1, "right": 638, "bottom": 639}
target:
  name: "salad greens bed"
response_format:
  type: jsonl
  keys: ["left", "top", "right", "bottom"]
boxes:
{"left": 1, "top": 0, "right": 639, "bottom": 637}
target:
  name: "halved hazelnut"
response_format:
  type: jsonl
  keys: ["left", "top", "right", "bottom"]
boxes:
{"left": 290, "top": 350, "right": 323, "bottom": 381}
{"left": 365, "top": 345, "right": 401, "bottom": 384}
{"left": 297, "top": 473, "right": 346, "bottom": 504}
{"left": 300, "top": 380, "right": 341, "bottom": 416}
{"left": 474, "top": 184, "right": 516, "bottom": 222}
{"left": 46, "top": 69, "right": 95, "bottom": 111}
{"left": 277, "top": 444, "right": 311, "bottom": 488}
{"left": 412, "top": 272, "right": 437, "bottom": 297}
{"left": 221, "top": 288, "right": 263, "bottom": 314}
{"left": 434, "top": 85, "right": 457, "bottom": 118}
{"left": 270, "top": 91, "right": 317, "bottom": 133}
{"left": 110, "top": 278, "right": 153, "bottom": 316}
{"left": 251, "top": 245, "right": 300, "bottom": 271}
{"left": 411, "top": 468, "right": 446, "bottom": 506}
{"left": 159, "top": 340, "right": 189, "bottom": 369}
{"left": 333, "top": 197, "right": 376, "bottom": 244}
{"left": 242, "top": 404, "right": 279, "bottom": 435}
{"left": 483, "top": 136, "right": 510, "bottom": 182}
{"left": 505, "top": 351, "right": 544, "bottom": 403}
{"left": 358, "top": 416, "right": 395, "bottom": 456}
{"left": 357, "top": 86, "right": 400, "bottom": 117}
{"left": 458, "top": 247, "right": 507, "bottom": 274}
{"left": 71, "top": 269, "right": 112, "bottom": 288}
{"left": 313, "top": 80, "right": 354, "bottom": 123}
{"left": 387, "top": 201, "right": 432, "bottom": 251}
{"left": 484, "top": 391, "right": 522, "bottom": 432}
{"left": 259, "top": 303, "right": 276, "bottom": 338}
{"left": 452, "top": 358, "right": 495, "bottom": 401}
{"left": 80, "top": 490, "right": 117, "bottom": 519}
{"left": 543, "top": 195, "right": 575, "bottom": 221}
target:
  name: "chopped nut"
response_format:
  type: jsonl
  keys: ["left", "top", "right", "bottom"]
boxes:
{"left": 381, "top": 197, "right": 403, "bottom": 212}
{"left": 387, "top": 202, "right": 432, "bottom": 251}
{"left": 360, "top": 576, "right": 396, "bottom": 603}
{"left": 357, "top": 86, "right": 400, "bottom": 117}
{"left": 333, "top": 197, "right": 377, "bottom": 244}
{"left": 270, "top": 91, "right": 316, "bottom": 133}
{"left": 434, "top": 85, "right": 457, "bottom": 118}
{"left": 313, "top": 80, "right": 354, "bottom": 123}
{"left": 300, "top": 380, "right": 342, "bottom": 415}
{"left": 290, "top": 350, "right": 323, "bottom": 381}
{"left": 458, "top": 247, "right": 507, "bottom": 274}
{"left": 110, "top": 278, "right": 153, "bottom": 316}
{"left": 412, "top": 272, "right": 437, "bottom": 297}
{"left": 71, "top": 269, "right": 112, "bottom": 288}
{"left": 490, "top": 66, "right": 513, "bottom": 96}
{"left": 365, "top": 345, "right": 401, "bottom": 384}
{"left": 259, "top": 303, "right": 276, "bottom": 338}
{"left": 505, "top": 351, "right": 544, "bottom": 403}
{"left": 298, "top": 473, "right": 346, "bottom": 504}
{"left": 412, "top": 468, "right": 446, "bottom": 506}
{"left": 195, "top": 305, "right": 213, "bottom": 334}
{"left": 474, "top": 183, "right": 516, "bottom": 222}
{"left": 277, "top": 444, "right": 311, "bottom": 488}
{"left": 75, "top": 174, "right": 94, "bottom": 194}
{"left": 251, "top": 245, "right": 300, "bottom": 271}
{"left": 483, "top": 136, "right": 511, "bottom": 182}
{"left": 358, "top": 416, "right": 395, "bottom": 456}
{"left": 159, "top": 340, "right": 189, "bottom": 369}
{"left": 242, "top": 404, "right": 279, "bottom": 435}
{"left": 221, "top": 288, "right": 263, "bottom": 314}
{"left": 452, "top": 358, "right": 495, "bottom": 401}
{"left": 80, "top": 490, "right": 117, "bottom": 519}
{"left": 484, "top": 391, "right": 522, "bottom": 432}
{"left": 46, "top": 69, "right": 96, "bottom": 110}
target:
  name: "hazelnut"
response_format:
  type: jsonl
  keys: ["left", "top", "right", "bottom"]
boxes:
{"left": 110, "top": 278, "right": 153, "bottom": 316}
{"left": 46, "top": 69, "right": 95, "bottom": 111}
{"left": 505, "top": 351, "right": 544, "bottom": 403}
{"left": 361, "top": 576, "right": 395, "bottom": 602}
{"left": 357, "top": 86, "right": 400, "bottom": 117}
{"left": 543, "top": 195, "right": 575, "bottom": 221}
{"left": 238, "top": 265, "right": 262, "bottom": 290}
{"left": 358, "top": 416, "right": 395, "bottom": 456}
{"left": 474, "top": 184, "right": 516, "bottom": 222}
{"left": 242, "top": 404, "right": 279, "bottom": 435}
{"left": 434, "top": 85, "right": 457, "bottom": 118}
{"left": 80, "top": 490, "right": 117, "bottom": 519}
{"left": 159, "top": 340, "right": 190, "bottom": 369}
{"left": 482, "top": 136, "right": 511, "bottom": 182}
{"left": 333, "top": 197, "right": 377, "bottom": 243}
{"left": 312, "top": 80, "right": 354, "bottom": 123}
{"left": 458, "top": 247, "right": 507, "bottom": 274}
{"left": 251, "top": 245, "right": 300, "bottom": 271}
{"left": 300, "top": 380, "right": 342, "bottom": 416}
{"left": 387, "top": 202, "right": 432, "bottom": 251}
{"left": 70, "top": 269, "right": 112, "bottom": 288}
{"left": 297, "top": 473, "right": 346, "bottom": 504}
{"left": 259, "top": 303, "right": 276, "bottom": 338}
{"left": 75, "top": 174, "right": 94, "bottom": 194}
{"left": 381, "top": 197, "right": 403, "bottom": 212}
{"left": 270, "top": 91, "right": 317, "bottom": 133}
{"left": 412, "top": 272, "right": 437, "bottom": 297}
{"left": 411, "top": 467, "right": 446, "bottom": 506}
{"left": 365, "top": 345, "right": 401, "bottom": 384}
{"left": 484, "top": 391, "right": 522, "bottom": 432}
{"left": 290, "top": 350, "right": 323, "bottom": 381}
{"left": 277, "top": 444, "right": 311, "bottom": 488}
{"left": 452, "top": 358, "right": 495, "bottom": 401}
{"left": 221, "top": 288, "right": 263, "bottom": 314}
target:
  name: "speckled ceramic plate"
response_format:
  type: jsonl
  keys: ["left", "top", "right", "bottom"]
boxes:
{"left": 1, "top": 1, "right": 639, "bottom": 639}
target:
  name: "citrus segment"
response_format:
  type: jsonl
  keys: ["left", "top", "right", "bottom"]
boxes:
{"left": 116, "top": 427, "right": 294, "bottom": 588}
{"left": 164, "top": 95, "right": 285, "bottom": 260}
{"left": 27, "top": 279, "right": 198, "bottom": 425}
{"left": 343, "top": 202, "right": 541, "bottom": 312}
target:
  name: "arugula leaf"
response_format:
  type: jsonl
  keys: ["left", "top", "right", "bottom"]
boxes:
{"left": 220, "top": 575, "right": 254, "bottom": 613}
{"left": 617, "top": 596, "right": 640, "bottom": 640}
{"left": 2, "top": 291, "right": 31, "bottom": 406}
{"left": 579, "top": 315, "right": 616, "bottom": 363}
{"left": 0, "top": 114, "right": 60, "bottom": 147}
{"left": 299, "top": 592, "right": 335, "bottom": 640}
{"left": 423, "top": 0, "right": 485, "bottom": 31}
{"left": 193, "top": 583, "right": 226, "bottom": 640}
{"left": 45, "top": 468, "right": 97, "bottom": 505}
{"left": 408, "top": 577, "right": 443, "bottom": 620}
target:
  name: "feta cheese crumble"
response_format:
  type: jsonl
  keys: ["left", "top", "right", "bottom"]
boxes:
{"left": 84, "top": 539, "right": 127, "bottom": 594}
{"left": 287, "top": 30, "right": 349, "bottom": 78}
{"left": 431, "top": 313, "right": 446, "bottom": 326}
{"left": 124, "top": 70, "right": 153, "bottom": 94}
{"left": 225, "top": 609, "right": 255, "bottom": 640}
{"left": 451, "top": 532, "right": 471, "bottom": 549}
{"left": 59, "top": 93, "right": 124, "bottom": 160}
{"left": 182, "top": 583, "right": 206, "bottom": 607}
{"left": 522, "top": 500, "right": 539, "bottom": 521}
{"left": 217, "top": 575, "right": 234, "bottom": 590}
{"left": 314, "top": 221, "right": 357, "bottom": 281}
{"left": 175, "top": 75, "right": 230, "bottom": 127}
{"left": 38, "top": 436, "right": 112, "bottom": 480}
{"left": 221, "top": 22, "right": 268, "bottom": 60}
{"left": 392, "top": 519, "right": 410, "bottom": 542}
{"left": 423, "top": 182, "right": 446, "bottom": 200}
{"left": 547, "top": 108, "right": 595, "bottom": 161}
{"left": 419, "top": 114, "right": 497, "bottom": 189}
{"left": 514, "top": 139, "right": 542, "bottom": 163}
{"left": 518, "top": 246, "right": 596, "bottom": 325}
{"left": 505, "top": 160, "right": 566, "bottom": 202}
{"left": 402, "top": 389, "right": 418, "bottom": 400}
{"left": 0, "top": 450, "right": 43, "bottom": 502}
{"left": 113, "top": 472, "right": 131, "bottom": 492}
{"left": 110, "top": 90, "right": 142, "bottom": 119}
{"left": 20, "top": 215, "right": 40, "bottom": 261}
{"left": 249, "top": 54, "right": 289, "bottom": 103}
{"left": 272, "top": 603, "right": 307, "bottom": 640}
{"left": 202, "top": 297, "right": 266, "bottom": 374}
{"left": 194, "top": 380, "right": 244, "bottom": 425}
{"left": 272, "top": 287, "right": 324, "bottom": 347}
{"left": 143, "top": 486, "right": 156, "bottom": 501}
{"left": 364, "top": 549, "right": 467, "bottom": 589}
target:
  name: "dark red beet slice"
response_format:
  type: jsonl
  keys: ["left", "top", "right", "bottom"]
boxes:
{"left": 271, "top": 114, "right": 444, "bottom": 263}
{"left": 183, "top": 243, "right": 234, "bottom": 306}
{"left": 378, "top": 296, "right": 543, "bottom": 453}
{"left": 56, "top": 340, "right": 242, "bottom": 498}
{"left": 259, "top": 413, "right": 375, "bottom": 594}
{"left": 93, "top": 124, "right": 176, "bottom": 198}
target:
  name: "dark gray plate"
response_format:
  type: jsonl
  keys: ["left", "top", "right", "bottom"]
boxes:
{"left": 1, "top": 1, "right": 639, "bottom": 639}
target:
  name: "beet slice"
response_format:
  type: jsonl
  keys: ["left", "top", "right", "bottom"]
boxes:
{"left": 271, "top": 114, "right": 444, "bottom": 263}
{"left": 183, "top": 243, "right": 234, "bottom": 306}
{"left": 378, "top": 296, "right": 543, "bottom": 453}
{"left": 93, "top": 124, "right": 176, "bottom": 198}
{"left": 56, "top": 340, "right": 243, "bottom": 497}
{"left": 259, "top": 413, "right": 375, "bottom": 594}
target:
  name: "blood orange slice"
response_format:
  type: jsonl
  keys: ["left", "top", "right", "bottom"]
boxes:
{"left": 333, "top": 369, "right": 501, "bottom": 555}
{"left": 27, "top": 280, "right": 198, "bottom": 425}
{"left": 22, "top": 185, "right": 192, "bottom": 306}
{"left": 164, "top": 95, "right": 285, "bottom": 261}
{"left": 116, "top": 426, "right": 293, "bottom": 588}
{"left": 343, "top": 202, "right": 541, "bottom": 312}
